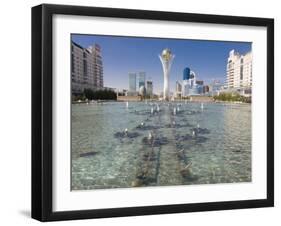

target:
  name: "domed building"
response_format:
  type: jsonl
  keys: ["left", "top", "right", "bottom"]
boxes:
{"left": 139, "top": 85, "right": 146, "bottom": 97}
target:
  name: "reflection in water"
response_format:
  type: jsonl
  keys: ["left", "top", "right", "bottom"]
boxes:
{"left": 71, "top": 102, "right": 251, "bottom": 190}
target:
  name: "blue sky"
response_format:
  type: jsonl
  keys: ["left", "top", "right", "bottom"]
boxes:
{"left": 72, "top": 34, "right": 251, "bottom": 94}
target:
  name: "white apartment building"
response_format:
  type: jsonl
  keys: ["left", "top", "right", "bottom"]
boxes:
{"left": 71, "top": 41, "right": 103, "bottom": 94}
{"left": 226, "top": 49, "right": 252, "bottom": 89}
{"left": 175, "top": 81, "right": 182, "bottom": 98}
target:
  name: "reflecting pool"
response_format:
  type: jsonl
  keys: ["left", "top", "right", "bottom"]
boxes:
{"left": 71, "top": 101, "right": 251, "bottom": 190}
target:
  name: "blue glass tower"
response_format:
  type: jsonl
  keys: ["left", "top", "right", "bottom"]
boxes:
{"left": 183, "top": 67, "right": 190, "bottom": 80}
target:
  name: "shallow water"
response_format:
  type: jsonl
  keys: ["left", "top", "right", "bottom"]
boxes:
{"left": 71, "top": 101, "right": 251, "bottom": 190}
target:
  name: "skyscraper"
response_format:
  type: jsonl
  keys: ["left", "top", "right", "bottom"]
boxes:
{"left": 203, "top": 85, "right": 209, "bottom": 94}
{"left": 175, "top": 81, "right": 182, "bottom": 98}
{"left": 183, "top": 67, "right": 191, "bottom": 80}
{"left": 128, "top": 72, "right": 137, "bottom": 92}
{"left": 182, "top": 70, "right": 200, "bottom": 96}
{"left": 176, "top": 81, "right": 182, "bottom": 92}
{"left": 71, "top": 41, "right": 104, "bottom": 94}
{"left": 89, "top": 44, "right": 103, "bottom": 88}
{"left": 226, "top": 49, "right": 252, "bottom": 89}
{"left": 209, "top": 80, "right": 223, "bottom": 96}
{"left": 138, "top": 72, "right": 146, "bottom": 90}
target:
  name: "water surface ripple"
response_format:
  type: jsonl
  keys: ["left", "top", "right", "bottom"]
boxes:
{"left": 71, "top": 102, "right": 251, "bottom": 190}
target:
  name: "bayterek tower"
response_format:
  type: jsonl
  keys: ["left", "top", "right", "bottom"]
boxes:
{"left": 159, "top": 48, "right": 175, "bottom": 101}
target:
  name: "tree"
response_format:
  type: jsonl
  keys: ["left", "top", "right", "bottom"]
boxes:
{"left": 214, "top": 93, "right": 251, "bottom": 103}
{"left": 83, "top": 89, "right": 117, "bottom": 100}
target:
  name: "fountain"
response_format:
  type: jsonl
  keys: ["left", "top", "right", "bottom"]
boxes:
{"left": 201, "top": 102, "right": 204, "bottom": 110}
{"left": 157, "top": 104, "right": 160, "bottom": 112}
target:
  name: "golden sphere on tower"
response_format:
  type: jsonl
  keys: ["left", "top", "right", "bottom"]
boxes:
{"left": 162, "top": 48, "right": 172, "bottom": 61}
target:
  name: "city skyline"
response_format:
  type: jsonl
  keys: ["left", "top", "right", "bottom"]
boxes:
{"left": 71, "top": 34, "right": 251, "bottom": 94}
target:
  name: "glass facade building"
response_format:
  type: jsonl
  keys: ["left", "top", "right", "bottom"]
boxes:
{"left": 128, "top": 73, "right": 137, "bottom": 92}
{"left": 183, "top": 67, "right": 191, "bottom": 80}
{"left": 138, "top": 72, "right": 146, "bottom": 90}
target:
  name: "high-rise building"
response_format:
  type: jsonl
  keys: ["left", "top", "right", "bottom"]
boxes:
{"left": 176, "top": 81, "right": 182, "bottom": 93}
{"left": 203, "top": 85, "right": 209, "bottom": 94}
{"left": 89, "top": 44, "right": 103, "bottom": 88}
{"left": 138, "top": 72, "right": 146, "bottom": 90}
{"left": 71, "top": 41, "right": 104, "bottom": 94}
{"left": 146, "top": 80, "right": 153, "bottom": 97}
{"left": 182, "top": 80, "right": 190, "bottom": 97}
{"left": 226, "top": 49, "right": 252, "bottom": 89}
{"left": 175, "top": 81, "right": 182, "bottom": 98}
{"left": 128, "top": 72, "right": 148, "bottom": 96}
{"left": 183, "top": 67, "right": 191, "bottom": 80}
{"left": 182, "top": 70, "right": 201, "bottom": 96}
{"left": 209, "top": 80, "right": 223, "bottom": 96}
{"left": 128, "top": 72, "right": 137, "bottom": 95}
{"left": 196, "top": 80, "right": 204, "bottom": 94}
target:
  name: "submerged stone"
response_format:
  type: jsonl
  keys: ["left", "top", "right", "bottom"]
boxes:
{"left": 79, "top": 151, "right": 99, "bottom": 157}
{"left": 176, "top": 149, "right": 185, "bottom": 160}
{"left": 186, "top": 110, "right": 201, "bottom": 115}
{"left": 175, "top": 134, "right": 193, "bottom": 142}
{"left": 141, "top": 176, "right": 157, "bottom": 185}
{"left": 114, "top": 131, "right": 126, "bottom": 138}
{"left": 154, "top": 136, "right": 169, "bottom": 146}
{"left": 114, "top": 131, "right": 140, "bottom": 139}
{"left": 193, "top": 136, "right": 208, "bottom": 143}
{"left": 132, "top": 177, "right": 156, "bottom": 187}
{"left": 131, "top": 179, "right": 142, "bottom": 187}
{"left": 142, "top": 135, "right": 169, "bottom": 147}
{"left": 165, "top": 122, "right": 193, "bottom": 128}
{"left": 179, "top": 162, "right": 192, "bottom": 178}
{"left": 142, "top": 152, "right": 157, "bottom": 161}
{"left": 182, "top": 174, "right": 199, "bottom": 182}
{"left": 131, "top": 110, "right": 148, "bottom": 116}
{"left": 232, "top": 149, "right": 242, "bottom": 153}
{"left": 176, "top": 143, "right": 184, "bottom": 149}
{"left": 175, "top": 134, "right": 208, "bottom": 144}
{"left": 190, "top": 127, "right": 210, "bottom": 134}
{"left": 127, "top": 132, "right": 140, "bottom": 138}
{"left": 136, "top": 124, "right": 160, "bottom": 130}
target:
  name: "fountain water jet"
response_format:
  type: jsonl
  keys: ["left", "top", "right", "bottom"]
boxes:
{"left": 201, "top": 103, "right": 204, "bottom": 110}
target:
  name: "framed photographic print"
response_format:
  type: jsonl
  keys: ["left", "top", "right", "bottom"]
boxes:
{"left": 32, "top": 4, "right": 274, "bottom": 221}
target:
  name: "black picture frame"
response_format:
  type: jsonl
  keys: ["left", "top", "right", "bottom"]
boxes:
{"left": 32, "top": 4, "right": 274, "bottom": 222}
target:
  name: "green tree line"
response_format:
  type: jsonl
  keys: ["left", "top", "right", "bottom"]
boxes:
{"left": 83, "top": 89, "right": 117, "bottom": 100}
{"left": 213, "top": 93, "right": 251, "bottom": 103}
